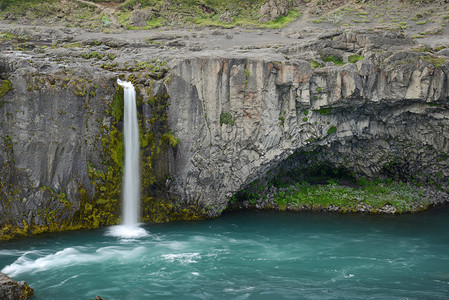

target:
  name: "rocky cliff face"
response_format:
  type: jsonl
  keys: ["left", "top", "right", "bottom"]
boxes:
{"left": 1, "top": 29, "right": 449, "bottom": 238}
{"left": 167, "top": 35, "right": 449, "bottom": 213}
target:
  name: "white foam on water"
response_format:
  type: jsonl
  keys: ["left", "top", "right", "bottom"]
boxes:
{"left": 106, "top": 224, "right": 149, "bottom": 239}
{"left": 161, "top": 252, "right": 201, "bottom": 264}
{"left": 1, "top": 245, "right": 146, "bottom": 277}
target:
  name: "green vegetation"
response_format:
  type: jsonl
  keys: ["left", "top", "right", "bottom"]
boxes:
{"left": 279, "top": 115, "right": 285, "bottom": 125}
{"left": 220, "top": 112, "right": 235, "bottom": 126}
{"left": 264, "top": 10, "right": 301, "bottom": 29}
{"left": 327, "top": 126, "right": 337, "bottom": 135}
{"left": 310, "top": 60, "right": 323, "bottom": 68}
{"left": 422, "top": 55, "right": 448, "bottom": 67}
{"left": 62, "top": 42, "right": 83, "bottom": 48}
{"left": 114, "top": 0, "right": 300, "bottom": 29}
{"left": 412, "top": 45, "right": 432, "bottom": 52}
{"left": 273, "top": 181, "right": 423, "bottom": 212}
{"left": 416, "top": 20, "right": 427, "bottom": 25}
{"left": 0, "top": 80, "right": 12, "bottom": 98}
{"left": 81, "top": 51, "right": 116, "bottom": 60}
{"left": 228, "top": 163, "right": 428, "bottom": 214}
{"left": 314, "top": 108, "right": 333, "bottom": 115}
{"left": 322, "top": 55, "right": 345, "bottom": 66}
{"left": 348, "top": 55, "right": 364, "bottom": 63}
{"left": 0, "top": 59, "right": 209, "bottom": 240}
{"left": 244, "top": 68, "right": 250, "bottom": 87}
{"left": 0, "top": 0, "right": 58, "bottom": 14}
{"left": 0, "top": 0, "right": 300, "bottom": 30}
{"left": 161, "top": 131, "right": 180, "bottom": 148}
{"left": 0, "top": 31, "right": 29, "bottom": 41}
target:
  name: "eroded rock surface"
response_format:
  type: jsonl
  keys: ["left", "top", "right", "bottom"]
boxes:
{"left": 0, "top": 273, "right": 33, "bottom": 300}
{"left": 1, "top": 29, "right": 449, "bottom": 238}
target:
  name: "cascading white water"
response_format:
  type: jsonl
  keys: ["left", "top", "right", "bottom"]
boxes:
{"left": 107, "top": 79, "right": 147, "bottom": 238}
{"left": 118, "top": 79, "right": 140, "bottom": 226}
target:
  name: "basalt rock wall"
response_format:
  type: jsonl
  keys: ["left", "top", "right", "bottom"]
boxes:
{"left": 166, "top": 47, "right": 449, "bottom": 213}
{"left": 1, "top": 30, "right": 449, "bottom": 238}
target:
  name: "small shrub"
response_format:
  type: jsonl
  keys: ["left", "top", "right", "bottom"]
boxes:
{"left": 220, "top": 112, "right": 235, "bottom": 126}
{"left": 0, "top": 80, "right": 12, "bottom": 98}
{"left": 161, "top": 132, "right": 180, "bottom": 148}
{"left": 279, "top": 116, "right": 285, "bottom": 125}
{"left": 314, "top": 108, "right": 333, "bottom": 115}
{"left": 327, "top": 126, "right": 337, "bottom": 135}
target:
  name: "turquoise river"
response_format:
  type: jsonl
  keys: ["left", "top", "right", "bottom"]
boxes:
{"left": 1, "top": 207, "right": 449, "bottom": 299}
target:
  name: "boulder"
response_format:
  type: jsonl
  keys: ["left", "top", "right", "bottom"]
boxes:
{"left": 0, "top": 273, "right": 33, "bottom": 300}
{"left": 437, "top": 48, "right": 449, "bottom": 57}
{"left": 128, "top": 8, "right": 153, "bottom": 27}
{"left": 422, "top": 25, "right": 444, "bottom": 35}
{"left": 258, "top": 0, "right": 290, "bottom": 23}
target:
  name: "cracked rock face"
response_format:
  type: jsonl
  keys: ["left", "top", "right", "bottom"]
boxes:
{"left": 166, "top": 49, "right": 449, "bottom": 213}
{"left": 1, "top": 29, "right": 449, "bottom": 233}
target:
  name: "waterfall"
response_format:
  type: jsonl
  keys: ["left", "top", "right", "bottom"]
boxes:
{"left": 117, "top": 79, "right": 140, "bottom": 226}
{"left": 106, "top": 79, "right": 147, "bottom": 238}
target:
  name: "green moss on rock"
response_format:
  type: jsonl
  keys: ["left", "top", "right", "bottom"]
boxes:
{"left": 220, "top": 112, "right": 235, "bottom": 126}
{"left": 0, "top": 80, "right": 12, "bottom": 98}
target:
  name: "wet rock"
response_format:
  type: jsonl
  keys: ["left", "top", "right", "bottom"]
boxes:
{"left": 0, "top": 273, "right": 33, "bottom": 300}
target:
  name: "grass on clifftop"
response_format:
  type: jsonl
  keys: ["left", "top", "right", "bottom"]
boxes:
{"left": 0, "top": 0, "right": 301, "bottom": 30}
{"left": 192, "top": 9, "right": 300, "bottom": 29}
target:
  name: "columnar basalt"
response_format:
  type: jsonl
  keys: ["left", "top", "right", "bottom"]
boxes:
{"left": 166, "top": 46, "right": 449, "bottom": 214}
{"left": 1, "top": 29, "right": 449, "bottom": 239}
